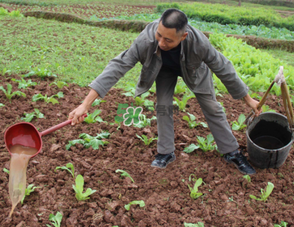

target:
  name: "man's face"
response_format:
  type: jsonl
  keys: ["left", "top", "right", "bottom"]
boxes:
{"left": 155, "top": 21, "right": 188, "bottom": 51}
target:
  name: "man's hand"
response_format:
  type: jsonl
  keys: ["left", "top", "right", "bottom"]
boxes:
{"left": 243, "top": 93, "right": 262, "bottom": 116}
{"left": 68, "top": 89, "right": 99, "bottom": 125}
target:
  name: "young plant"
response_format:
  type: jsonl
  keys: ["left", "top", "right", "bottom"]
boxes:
{"left": 243, "top": 175, "right": 251, "bottom": 182}
{"left": 91, "top": 99, "right": 106, "bottom": 107}
{"left": 21, "top": 108, "right": 44, "bottom": 122}
{"left": 134, "top": 114, "right": 157, "bottom": 128}
{"left": 21, "top": 184, "right": 41, "bottom": 204}
{"left": 184, "top": 222, "right": 205, "bottom": 227}
{"left": 136, "top": 134, "right": 158, "bottom": 146}
{"left": 274, "top": 221, "right": 288, "bottom": 227}
{"left": 0, "top": 103, "right": 4, "bottom": 107}
{"left": 0, "top": 83, "right": 26, "bottom": 102}
{"left": 46, "top": 211, "right": 63, "bottom": 227}
{"left": 250, "top": 182, "right": 274, "bottom": 202}
{"left": 173, "top": 94, "right": 194, "bottom": 111}
{"left": 183, "top": 113, "right": 208, "bottom": 129}
{"left": 124, "top": 200, "right": 145, "bottom": 211}
{"left": 262, "top": 105, "right": 276, "bottom": 113}
{"left": 3, "top": 168, "right": 9, "bottom": 174}
{"left": 84, "top": 109, "right": 105, "bottom": 124}
{"left": 174, "top": 80, "right": 187, "bottom": 94}
{"left": 55, "top": 163, "right": 75, "bottom": 178}
{"left": 134, "top": 92, "right": 154, "bottom": 108}
{"left": 115, "top": 169, "right": 134, "bottom": 183}
{"left": 24, "top": 67, "right": 57, "bottom": 79}
{"left": 66, "top": 132, "right": 110, "bottom": 150}
{"left": 11, "top": 78, "right": 37, "bottom": 89}
{"left": 49, "top": 81, "right": 68, "bottom": 89}
{"left": 232, "top": 114, "right": 247, "bottom": 131}
{"left": 32, "top": 92, "right": 64, "bottom": 104}
{"left": 72, "top": 174, "right": 96, "bottom": 201}
{"left": 184, "top": 134, "right": 217, "bottom": 153}
{"left": 187, "top": 175, "right": 203, "bottom": 199}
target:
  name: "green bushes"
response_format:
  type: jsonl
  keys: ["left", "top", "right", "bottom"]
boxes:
{"left": 156, "top": 2, "right": 294, "bottom": 31}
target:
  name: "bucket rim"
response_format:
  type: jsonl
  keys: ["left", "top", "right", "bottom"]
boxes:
{"left": 246, "top": 112, "right": 294, "bottom": 152}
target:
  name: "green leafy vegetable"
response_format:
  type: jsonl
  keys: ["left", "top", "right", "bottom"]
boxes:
{"left": 56, "top": 163, "right": 75, "bottom": 178}
{"left": 243, "top": 175, "right": 251, "bottom": 182}
{"left": 0, "top": 83, "right": 26, "bottom": 102}
{"left": 274, "top": 221, "right": 288, "bottom": 227}
{"left": 124, "top": 200, "right": 145, "bottom": 211}
{"left": 3, "top": 168, "right": 9, "bottom": 174}
{"left": 49, "top": 81, "right": 68, "bottom": 89}
{"left": 184, "top": 222, "right": 205, "bottom": 227}
{"left": 91, "top": 99, "right": 106, "bottom": 107}
{"left": 32, "top": 92, "right": 63, "bottom": 104}
{"left": 72, "top": 174, "right": 96, "bottom": 201}
{"left": 232, "top": 114, "right": 247, "bottom": 131}
{"left": 115, "top": 169, "right": 134, "bottom": 183}
{"left": 184, "top": 134, "right": 217, "bottom": 153}
{"left": 66, "top": 132, "right": 110, "bottom": 150}
{"left": 24, "top": 66, "right": 57, "bottom": 79}
{"left": 187, "top": 176, "right": 203, "bottom": 199}
{"left": 250, "top": 182, "right": 274, "bottom": 202}
{"left": 173, "top": 94, "right": 194, "bottom": 111}
{"left": 136, "top": 134, "right": 158, "bottom": 146}
{"left": 46, "top": 211, "right": 63, "bottom": 227}
{"left": 21, "top": 108, "right": 44, "bottom": 122}
{"left": 183, "top": 112, "right": 208, "bottom": 129}
{"left": 11, "top": 78, "right": 37, "bottom": 89}
{"left": 84, "top": 109, "right": 105, "bottom": 124}
{"left": 21, "top": 184, "right": 41, "bottom": 204}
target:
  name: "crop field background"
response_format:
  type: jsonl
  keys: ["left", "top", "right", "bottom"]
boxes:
{"left": 1, "top": 0, "right": 294, "bottom": 226}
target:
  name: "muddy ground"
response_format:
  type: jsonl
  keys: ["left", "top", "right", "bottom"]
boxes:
{"left": 0, "top": 75, "right": 294, "bottom": 226}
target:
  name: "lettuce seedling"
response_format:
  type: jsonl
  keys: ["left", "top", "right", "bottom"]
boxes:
{"left": 188, "top": 177, "right": 203, "bottom": 199}
{"left": 0, "top": 83, "right": 26, "bottom": 102}
{"left": 32, "top": 92, "right": 63, "bottom": 104}
{"left": 183, "top": 113, "right": 208, "bottom": 129}
{"left": 134, "top": 114, "right": 156, "bottom": 128}
{"left": 21, "top": 184, "right": 41, "bottom": 204}
{"left": 184, "top": 134, "right": 217, "bottom": 153}
{"left": 46, "top": 211, "right": 63, "bottom": 227}
{"left": 84, "top": 109, "right": 105, "bottom": 124}
{"left": 3, "top": 168, "right": 9, "bottom": 174}
{"left": 184, "top": 222, "right": 205, "bottom": 227}
{"left": 173, "top": 94, "right": 194, "bottom": 111}
{"left": 124, "top": 200, "right": 145, "bottom": 211}
{"left": 56, "top": 163, "right": 75, "bottom": 178}
{"left": 115, "top": 169, "right": 134, "bottom": 183}
{"left": 11, "top": 78, "right": 37, "bottom": 89}
{"left": 243, "top": 175, "right": 251, "bottom": 182}
{"left": 66, "top": 132, "right": 110, "bottom": 150}
{"left": 24, "top": 67, "right": 57, "bottom": 79}
{"left": 0, "top": 103, "right": 4, "bottom": 107}
{"left": 21, "top": 108, "right": 44, "bottom": 122}
{"left": 274, "top": 221, "right": 288, "bottom": 227}
{"left": 250, "top": 182, "right": 274, "bottom": 202}
{"left": 91, "top": 99, "right": 106, "bottom": 107}
{"left": 136, "top": 134, "right": 158, "bottom": 146}
{"left": 49, "top": 81, "right": 68, "bottom": 89}
{"left": 72, "top": 174, "right": 96, "bottom": 201}
{"left": 232, "top": 114, "right": 247, "bottom": 131}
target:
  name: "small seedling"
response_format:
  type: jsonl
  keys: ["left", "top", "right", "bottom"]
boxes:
{"left": 91, "top": 99, "right": 106, "bottom": 107}
{"left": 11, "top": 78, "right": 37, "bottom": 89}
{"left": 0, "top": 103, "right": 4, "bottom": 107}
{"left": 84, "top": 109, "right": 105, "bottom": 124}
{"left": 187, "top": 175, "right": 203, "bottom": 199}
{"left": 262, "top": 105, "right": 276, "bottom": 113}
{"left": 173, "top": 94, "right": 194, "bottom": 111}
{"left": 115, "top": 169, "right": 134, "bottom": 183}
{"left": 46, "top": 211, "right": 63, "bottom": 227}
{"left": 136, "top": 134, "right": 158, "bottom": 145}
{"left": 183, "top": 112, "right": 208, "bottom": 129}
{"left": 250, "top": 182, "right": 274, "bottom": 202}
{"left": 66, "top": 132, "right": 110, "bottom": 150}
{"left": 184, "top": 134, "right": 217, "bottom": 153}
{"left": 134, "top": 114, "right": 156, "bottom": 128}
{"left": 72, "top": 174, "right": 96, "bottom": 201}
{"left": 184, "top": 222, "right": 205, "bottom": 227}
{"left": 21, "top": 184, "right": 41, "bottom": 204}
{"left": 32, "top": 92, "right": 64, "bottom": 104}
{"left": 3, "top": 168, "right": 9, "bottom": 174}
{"left": 49, "top": 81, "right": 68, "bottom": 89}
{"left": 56, "top": 163, "right": 75, "bottom": 178}
{"left": 274, "top": 221, "right": 288, "bottom": 227}
{"left": 21, "top": 108, "right": 45, "bottom": 122}
{"left": 243, "top": 175, "right": 251, "bottom": 182}
{"left": 124, "top": 200, "right": 145, "bottom": 211}
{"left": 232, "top": 114, "right": 247, "bottom": 131}
{"left": 0, "top": 83, "right": 26, "bottom": 102}
{"left": 24, "top": 67, "right": 57, "bottom": 79}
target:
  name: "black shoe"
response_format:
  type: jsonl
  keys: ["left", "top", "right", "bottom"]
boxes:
{"left": 151, "top": 152, "right": 176, "bottom": 169}
{"left": 224, "top": 151, "right": 256, "bottom": 175}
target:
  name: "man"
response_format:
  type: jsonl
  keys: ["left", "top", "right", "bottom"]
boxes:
{"left": 69, "top": 9, "right": 261, "bottom": 175}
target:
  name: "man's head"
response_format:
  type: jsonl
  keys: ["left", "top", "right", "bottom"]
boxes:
{"left": 155, "top": 8, "right": 188, "bottom": 51}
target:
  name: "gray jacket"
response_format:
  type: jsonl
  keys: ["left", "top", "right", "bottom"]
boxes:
{"left": 89, "top": 20, "right": 248, "bottom": 99}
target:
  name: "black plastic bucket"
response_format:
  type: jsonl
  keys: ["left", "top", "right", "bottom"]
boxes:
{"left": 246, "top": 112, "right": 293, "bottom": 169}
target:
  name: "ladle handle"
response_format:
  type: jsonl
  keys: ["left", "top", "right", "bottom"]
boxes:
{"left": 40, "top": 114, "right": 87, "bottom": 137}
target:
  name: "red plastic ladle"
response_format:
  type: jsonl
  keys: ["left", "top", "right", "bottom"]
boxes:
{"left": 4, "top": 114, "right": 87, "bottom": 158}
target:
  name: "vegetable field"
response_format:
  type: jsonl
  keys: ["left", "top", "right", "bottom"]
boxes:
{"left": 1, "top": 1, "right": 294, "bottom": 227}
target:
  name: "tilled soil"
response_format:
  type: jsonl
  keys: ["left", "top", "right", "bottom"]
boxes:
{"left": 0, "top": 75, "right": 294, "bottom": 227}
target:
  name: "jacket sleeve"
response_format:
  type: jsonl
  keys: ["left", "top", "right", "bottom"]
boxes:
{"left": 199, "top": 34, "right": 249, "bottom": 99}
{"left": 89, "top": 35, "right": 143, "bottom": 98}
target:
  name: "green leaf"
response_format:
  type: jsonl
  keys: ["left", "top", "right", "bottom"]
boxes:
{"left": 184, "top": 144, "right": 199, "bottom": 153}
{"left": 75, "top": 174, "right": 84, "bottom": 193}
{"left": 115, "top": 169, "right": 134, "bottom": 183}
{"left": 124, "top": 200, "right": 145, "bottom": 211}
{"left": 3, "top": 168, "right": 9, "bottom": 174}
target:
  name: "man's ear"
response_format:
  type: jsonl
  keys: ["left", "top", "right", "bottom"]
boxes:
{"left": 181, "top": 32, "right": 188, "bottom": 41}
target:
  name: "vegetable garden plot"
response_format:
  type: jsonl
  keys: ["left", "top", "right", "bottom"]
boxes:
{"left": 0, "top": 75, "right": 294, "bottom": 226}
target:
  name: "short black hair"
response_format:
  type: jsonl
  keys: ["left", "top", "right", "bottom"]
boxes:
{"left": 160, "top": 8, "right": 188, "bottom": 34}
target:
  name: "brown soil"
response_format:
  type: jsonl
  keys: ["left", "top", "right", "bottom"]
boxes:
{"left": 0, "top": 75, "right": 294, "bottom": 226}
